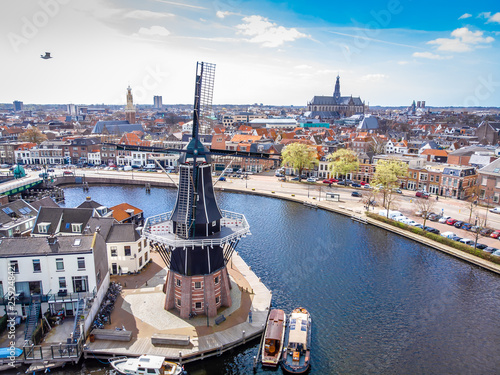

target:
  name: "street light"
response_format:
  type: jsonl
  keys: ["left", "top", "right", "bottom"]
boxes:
{"left": 474, "top": 216, "right": 480, "bottom": 251}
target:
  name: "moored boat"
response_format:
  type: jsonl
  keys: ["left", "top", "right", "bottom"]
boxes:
{"left": 261, "top": 308, "right": 286, "bottom": 367}
{"left": 109, "top": 355, "right": 186, "bottom": 375}
{"left": 281, "top": 307, "right": 311, "bottom": 374}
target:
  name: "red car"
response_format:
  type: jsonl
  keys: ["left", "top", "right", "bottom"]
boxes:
{"left": 360, "top": 181, "right": 367, "bottom": 185}
{"left": 416, "top": 191, "right": 429, "bottom": 199}
{"left": 491, "top": 230, "right": 500, "bottom": 239}
{"left": 63, "top": 170, "right": 73, "bottom": 175}
{"left": 322, "top": 179, "right": 333, "bottom": 184}
{"left": 446, "top": 218, "right": 458, "bottom": 225}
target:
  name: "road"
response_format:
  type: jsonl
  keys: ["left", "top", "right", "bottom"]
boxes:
{"left": 17, "top": 167, "right": 500, "bottom": 246}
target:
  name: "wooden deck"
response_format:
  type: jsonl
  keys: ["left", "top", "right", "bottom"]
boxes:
{"left": 83, "top": 252, "right": 271, "bottom": 364}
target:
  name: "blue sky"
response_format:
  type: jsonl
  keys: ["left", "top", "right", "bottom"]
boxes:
{"left": 0, "top": 0, "right": 499, "bottom": 107}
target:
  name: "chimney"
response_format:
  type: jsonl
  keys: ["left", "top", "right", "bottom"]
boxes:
{"left": 86, "top": 196, "right": 91, "bottom": 201}
{"left": 95, "top": 225, "right": 101, "bottom": 233}
{"left": 47, "top": 234, "right": 58, "bottom": 245}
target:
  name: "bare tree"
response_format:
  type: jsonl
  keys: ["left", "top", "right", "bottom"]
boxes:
{"left": 413, "top": 197, "right": 437, "bottom": 229}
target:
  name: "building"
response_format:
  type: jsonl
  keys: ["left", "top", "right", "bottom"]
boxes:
{"left": 125, "top": 85, "right": 136, "bottom": 124}
{"left": 440, "top": 166, "right": 477, "bottom": 199}
{"left": 307, "top": 75, "right": 364, "bottom": 119}
{"left": 110, "top": 203, "right": 143, "bottom": 224}
{"left": 0, "top": 199, "right": 38, "bottom": 237}
{"left": 0, "top": 234, "right": 109, "bottom": 324}
{"left": 106, "top": 223, "right": 148, "bottom": 275}
{"left": 153, "top": 95, "right": 163, "bottom": 110}
{"left": 477, "top": 157, "right": 500, "bottom": 205}
{"left": 13, "top": 100, "right": 23, "bottom": 112}
{"left": 476, "top": 121, "right": 500, "bottom": 145}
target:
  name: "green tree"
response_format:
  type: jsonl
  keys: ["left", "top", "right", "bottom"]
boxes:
{"left": 371, "top": 159, "right": 408, "bottom": 208}
{"left": 281, "top": 143, "right": 318, "bottom": 180}
{"left": 20, "top": 127, "right": 47, "bottom": 144}
{"left": 327, "top": 149, "right": 359, "bottom": 180}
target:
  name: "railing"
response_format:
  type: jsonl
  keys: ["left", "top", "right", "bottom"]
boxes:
{"left": 143, "top": 210, "right": 250, "bottom": 248}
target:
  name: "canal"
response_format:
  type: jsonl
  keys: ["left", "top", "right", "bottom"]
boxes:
{"left": 50, "top": 185, "right": 500, "bottom": 374}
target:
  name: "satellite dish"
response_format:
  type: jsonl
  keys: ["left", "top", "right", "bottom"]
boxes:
{"left": 41, "top": 52, "right": 52, "bottom": 59}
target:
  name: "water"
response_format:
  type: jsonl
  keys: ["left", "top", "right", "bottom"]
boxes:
{"left": 47, "top": 185, "right": 500, "bottom": 374}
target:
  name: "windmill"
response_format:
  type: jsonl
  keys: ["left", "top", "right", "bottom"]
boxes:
{"left": 143, "top": 62, "right": 270, "bottom": 319}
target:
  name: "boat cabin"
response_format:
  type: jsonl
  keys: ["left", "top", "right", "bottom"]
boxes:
{"left": 121, "top": 355, "right": 177, "bottom": 375}
{"left": 288, "top": 313, "right": 308, "bottom": 355}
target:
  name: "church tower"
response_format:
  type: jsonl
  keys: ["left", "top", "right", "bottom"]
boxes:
{"left": 333, "top": 75, "right": 341, "bottom": 101}
{"left": 125, "top": 85, "right": 136, "bottom": 124}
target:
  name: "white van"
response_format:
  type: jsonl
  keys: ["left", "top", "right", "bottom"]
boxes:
{"left": 440, "top": 231, "right": 457, "bottom": 239}
{"left": 123, "top": 165, "right": 132, "bottom": 171}
{"left": 378, "top": 210, "right": 403, "bottom": 219}
{"left": 145, "top": 163, "right": 156, "bottom": 169}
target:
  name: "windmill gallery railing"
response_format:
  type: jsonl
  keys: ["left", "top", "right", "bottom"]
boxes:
{"left": 143, "top": 209, "right": 250, "bottom": 248}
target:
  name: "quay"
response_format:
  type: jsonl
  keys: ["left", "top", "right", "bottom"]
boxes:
{"left": 83, "top": 251, "right": 271, "bottom": 364}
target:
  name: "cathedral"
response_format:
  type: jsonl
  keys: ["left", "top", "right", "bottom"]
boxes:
{"left": 307, "top": 75, "right": 364, "bottom": 120}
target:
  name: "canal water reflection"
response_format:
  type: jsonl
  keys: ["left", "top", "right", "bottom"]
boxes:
{"left": 54, "top": 185, "right": 500, "bottom": 374}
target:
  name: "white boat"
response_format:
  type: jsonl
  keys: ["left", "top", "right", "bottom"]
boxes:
{"left": 109, "top": 355, "right": 185, "bottom": 375}
{"left": 281, "top": 307, "right": 312, "bottom": 374}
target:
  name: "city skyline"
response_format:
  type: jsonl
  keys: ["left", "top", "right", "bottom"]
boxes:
{"left": 1, "top": 0, "right": 499, "bottom": 107}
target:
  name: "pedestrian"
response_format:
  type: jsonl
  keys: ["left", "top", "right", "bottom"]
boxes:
{"left": 436, "top": 195, "right": 439, "bottom": 201}
{"left": 248, "top": 310, "right": 253, "bottom": 323}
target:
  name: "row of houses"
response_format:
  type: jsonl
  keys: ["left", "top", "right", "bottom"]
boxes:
{"left": 0, "top": 196, "right": 148, "bottom": 321}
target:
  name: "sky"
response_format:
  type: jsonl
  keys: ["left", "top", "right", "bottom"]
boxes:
{"left": 0, "top": 0, "right": 499, "bottom": 107}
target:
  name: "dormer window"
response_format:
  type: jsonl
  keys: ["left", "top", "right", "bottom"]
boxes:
{"left": 72, "top": 223, "right": 82, "bottom": 233}
{"left": 38, "top": 223, "right": 50, "bottom": 233}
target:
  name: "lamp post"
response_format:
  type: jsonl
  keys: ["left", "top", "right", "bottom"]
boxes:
{"left": 485, "top": 195, "right": 491, "bottom": 227}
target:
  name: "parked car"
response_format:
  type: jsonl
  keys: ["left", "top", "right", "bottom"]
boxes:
{"left": 492, "top": 250, "right": 500, "bottom": 256}
{"left": 351, "top": 191, "right": 362, "bottom": 197}
{"left": 459, "top": 238, "right": 475, "bottom": 246}
{"left": 351, "top": 183, "right": 361, "bottom": 188}
{"left": 446, "top": 218, "right": 458, "bottom": 225}
{"left": 453, "top": 221, "right": 465, "bottom": 228}
{"left": 461, "top": 223, "right": 473, "bottom": 231}
{"left": 489, "top": 207, "right": 500, "bottom": 214}
{"left": 275, "top": 173, "right": 284, "bottom": 177}
{"left": 424, "top": 226, "right": 440, "bottom": 234}
{"left": 415, "top": 191, "right": 429, "bottom": 199}
{"left": 402, "top": 219, "right": 417, "bottom": 226}
{"left": 483, "top": 247, "right": 498, "bottom": 254}
{"left": 306, "top": 177, "right": 317, "bottom": 183}
{"left": 322, "top": 179, "right": 333, "bottom": 184}
{"left": 480, "top": 228, "right": 493, "bottom": 236}
{"left": 476, "top": 243, "right": 488, "bottom": 250}
{"left": 394, "top": 216, "right": 408, "bottom": 222}
{"left": 330, "top": 178, "right": 339, "bottom": 183}
{"left": 291, "top": 177, "right": 300, "bottom": 181}
{"left": 414, "top": 224, "right": 424, "bottom": 229}
{"left": 218, "top": 176, "right": 226, "bottom": 181}
{"left": 393, "top": 188, "right": 402, "bottom": 194}
{"left": 490, "top": 230, "right": 500, "bottom": 239}
{"left": 451, "top": 235, "right": 463, "bottom": 242}
{"left": 337, "top": 180, "right": 347, "bottom": 185}
{"left": 428, "top": 213, "right": 440, "bottom": 221}
{"left": 360, "top": 181, "right": 368, "bottom": 185}
{"left": 363, "top": 184, "right": 372, "bottom": 189}
{"left": 63, "top": 170, "right": 74, "bottom": 175}
{"left": 441, "top": 231, "right": 457, "bottom": 239}
{"left": 438, "top": 215, "right": 451, "bottom": 223}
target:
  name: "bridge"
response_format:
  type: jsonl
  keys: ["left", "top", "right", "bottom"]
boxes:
{"left": 0, "top": 176, "right": 44, "bottom": 196}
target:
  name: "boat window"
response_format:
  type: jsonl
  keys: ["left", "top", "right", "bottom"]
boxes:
{"left": 147, "top": 369, "right": 156, "bottom": 374}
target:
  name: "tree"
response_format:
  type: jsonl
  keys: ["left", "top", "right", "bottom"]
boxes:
{"left": 413, "top": 197, "right": 436, "bottom": 229}
{"left": 465, "top": 185, "right": 481, "bottom": 223}
{"left": 280, "top": 143, "right": 318, "bottom": 179}
{"left": 327, "top": 149, "right": 359, "bottom": 180}
{"left": 20, "top": 128, "right": 47, "bottom": 144}
{"left": 371, "top": 159, "right": 408, "bottom": 207}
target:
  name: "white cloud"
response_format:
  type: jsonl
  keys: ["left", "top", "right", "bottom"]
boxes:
{"left": 216, "top": 10, "right": 238, "bottom": 19}
{"left": 124, "top": 10, "right": 173, "bottom": 19}
{"left": 236, "top": 15, "right": 308, "bottom": 47}
{"left": 458, "top": 13, "right": 472, "bottom": 20}
{"left": 427, "top": 27, "right": 494, "bottom": 52}
{"left": 135, "top": 25, "right": 170, "bottom": 37}
{"left": 486, "top": 12, "right": 500, "bottom": 24}
{"left": 294, "top": 64, "right": 312, "bottom": 69}
{"left": 359, "top": 74, "right": 387, "bottom": 82}
{"left": 397, "top": 61, "right": 410, "bottom": 65}
{"left": 412, "top": 52, "right": 453, "bottom": 60}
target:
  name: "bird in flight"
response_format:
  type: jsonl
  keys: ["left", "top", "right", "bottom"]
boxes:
{"left": 41, "top": 52, "right": 52, "bottom": 59}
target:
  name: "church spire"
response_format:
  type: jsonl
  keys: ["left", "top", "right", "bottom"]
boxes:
{"left": 333, "top": 74, "right": 341, "bottom": 101}
{"left": 125, "top": 85, "right": 136, "bottom": 124}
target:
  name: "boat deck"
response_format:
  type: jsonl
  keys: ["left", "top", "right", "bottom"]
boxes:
{"left": 83, "top": 251, "right": 271, "bottom": 364}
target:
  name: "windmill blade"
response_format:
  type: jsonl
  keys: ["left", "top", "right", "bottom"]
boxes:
{"left": 198, "top": 62, "right": 216, "bottom": 134}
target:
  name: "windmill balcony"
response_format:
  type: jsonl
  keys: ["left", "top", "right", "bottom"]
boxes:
{"left": 143, "top": 209, "right": 250, "bottom": 248}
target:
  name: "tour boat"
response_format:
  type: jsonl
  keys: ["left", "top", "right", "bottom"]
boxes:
{"left": 281, "top": 307, "right": 312, "bottom": 374}
{"left": 261, "top": 308, "right": 286, "bottom": 367}
{"left": 109, "top": 355, "right": 186, "bottom": 375}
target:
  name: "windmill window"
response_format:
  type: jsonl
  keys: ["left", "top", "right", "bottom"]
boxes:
{"left": 214, "top": 276, "right": 219, "bottom": 285}
{"left": 195, "top": 302, "right": 202, "bottom": 309}
{"left": 176, "top": 279, "right": 181, "bottom": 287}
{"left": 215, "top": 296, "right": 220, "bottom": 304}
{"left": 176, "top": 298, "right": 181, "bottom": 307}
{"left": 194, "top": 281, "right": 201, "bottom": 289}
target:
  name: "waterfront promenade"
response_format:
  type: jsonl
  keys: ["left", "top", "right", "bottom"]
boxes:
{"left": 50, "top": 169, "right": 500, "bottom": 275}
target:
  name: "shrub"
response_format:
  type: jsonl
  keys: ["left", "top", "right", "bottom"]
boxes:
{"left": 368, "top": 213, "right": 500, "bottom": 265}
